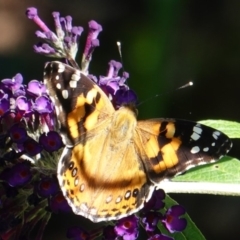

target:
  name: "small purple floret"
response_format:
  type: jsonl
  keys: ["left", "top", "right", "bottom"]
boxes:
{"left": 23, "top": 138, "right": 43, "bottom": 156}
{"left": 16, "top": 96, "right": 31, "bottom": 113}
{"left": 143, "top": 189, "right": 165, "bottom": 212}
{"left": 148, "top": 234, "right": 174, "bottom": 240}
{"left": 33, "top": 96, "right": 53, "bottom": 114}
{"left": 0, "top": 98, "right": 10, "bottom": 116}
{"left": 9, "top": 124, "right": 28, "bottom": 143}
{"left": 49, "top": 192, "right": 71, "bottom": 213}
{"left": 115, "top": 215, "right": 139, "bottom": 240}
{"left": 0, "top": 162, "right": 32, "bottom": 187}
{"left": 27, "top": 80, "right": 46, "bottom": 97}
{"left": 115, "top": 89, "right": 138, "bottom": 107}
{"left": 162, "top": 205, "right": 187, "bottom": 233}
{"left": 26, "top": 7, "right": 50, "bottom": 32}
{"left": 2, "top": 73, "right": 23, "bottom": 93}
{"left": 35, "top": 177, "right": 59, "bottom": 198}
{"left": 141, "top": 212, "right": 162, "bottom": 232}
{"left": 39, "top": 131, "right": 63, "bottom": 152}
{"left": 33, "top": 43, "right": 57, "bottom": 55}
{"left": 83, "top": 20, "right": 102, "bottom": 61}
{"left": 66, "top": 226, "right": 90, "bottom": 240}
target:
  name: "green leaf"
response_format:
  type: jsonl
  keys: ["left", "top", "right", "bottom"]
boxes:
{"left": 173, "top": 156, "right": 240, "bottom": 183}
{"left": 159, "top": 157, "right": 240, "bottom": 196}
{"left": 158, "top": 195, "right": 206, "bottom": 240}
{"left": 198, "top": 120, "right": 240, "bottom": 138}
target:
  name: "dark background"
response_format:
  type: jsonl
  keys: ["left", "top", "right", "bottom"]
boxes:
{"left": 0, "top": 0, "right": 240, "bottom": 239}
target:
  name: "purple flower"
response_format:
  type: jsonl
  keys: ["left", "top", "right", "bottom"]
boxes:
{"left": 0, "top": 162, "right": 32, "bottom": 187}
{"left": 23, "top": 138, "right": 43, "bottom": 156}
{"left": 66, "top": 226, "right": 90, "bottom": 240}
{"left": 39, "top": 131, "right": 63, "bottom": 152}
{"left": 148, "top": 234, "right": 174, "bottom": 240}
{"left": 26, "top": 7, "right": 50, "bottom": 32}
{"left": 142, "top": 212, "right": 162, "bottom": 232}
{"left": 9, "top": 124, "right": 28, "bottom": 143}
{"left": 0, "top": 98, "right": 10, "bottom": 116}
{"left": 32, "top": 96, "right": 53, "bottom": 114}
{"left": 115, "top": 89, "right": 138, "bottom": 108}
{"left": 49, "top": 192, "right": 71, "bottom": 213}
{"left": 96, "top": 60, "right": 137, "bottom": 108}
{"left": 27, "top": 80, "right": 46, "bottom": 97}
{"left": 26, "top": 7, "right": 84, "bottom": 61}
{"left": 144, "top": 189, "right": 165, "bottom": 212}
{"left": 15, "top": 96, "right": 31, "bottom": 113}
{"left": 162, "top": 205, "right": 187, "bottom": 233}
{"left": 81, "top": 20, "right": 102, "bottom": 71}
{"left": 1, "top": 73, "right": 23, "bottom": 93}
{"left": 35, "top": 177, "right": 59, "bottom": 198}
{"left": 115, "top": 215, "right": 139, "bottom": 240}
{"left": 99, "top": 60, "right": 128, "bottom": 93}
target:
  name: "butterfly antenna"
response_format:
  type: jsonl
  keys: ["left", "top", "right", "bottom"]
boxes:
{"left": 137, "top": 81, "right": 194, "bottom": 107}
{"left": 178, "top": 81, "right": 193, "bottom": 89}
{"left": 117, "top": 41, "right": 134, "bottom": 104}
{"left": 117, "top": 41, "right": 125, "bottom": 72}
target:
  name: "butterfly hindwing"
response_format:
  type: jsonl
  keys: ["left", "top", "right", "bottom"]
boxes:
{"left": 58, "top": 134, "right": 153, "bottom": 222}
{"left": 57, "top": 106, "right": 154, "bottom": 222}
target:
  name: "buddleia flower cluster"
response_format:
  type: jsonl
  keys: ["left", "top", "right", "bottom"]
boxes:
{"left": 0, "top": 7, "right": 187, "bottom": 240}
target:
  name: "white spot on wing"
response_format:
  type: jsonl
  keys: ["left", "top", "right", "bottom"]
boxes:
{"left": 69, "top": 80, "right": 77, "bottom": 88}
{"left": 106, "top": 195, "right": 112, "bottom": 203}
{"left": 74, "top": 178, "right": 79, "bottom": 186}
{"left": 72, "top": 168, "right": 77, "bottom": 177}
{"left": 71, "top": 71, "right": 81, "bottom": 81}
{"left": 203, "top": 147, "right": 209, "bottom": 152}
{"left": 116, "top": 196, "right": 122, "bottom": 203}
{"left": 125, "top": 191, "right": 131, "bottom": 199}
{"left": 191, "top": 132, "right": 200, "bottom": 141}
{"left": 185, "top": 164, "right": 196, "bottom": 171}
{"left": 190, "top": 146, "right": 200, "bottom": 154}
{"left": 55, "top": 106, "right": 60, "bottom": 116}
{"left": 62, "top": 90, "right": 68, "bottom": 99}
{"left": 80, "top": 184, "right": 85, "bottom": 192}
{"left": 213, "top": 131, "right": 220, "bottom": 140}
{"left": 56, "top": 83, "right": 61, "bottom": 89}
{"left": 193, "top": 126, "right": 202, "bottom": 134}
{"left": 57, "top": 63, "right": 65, "bottom": 73}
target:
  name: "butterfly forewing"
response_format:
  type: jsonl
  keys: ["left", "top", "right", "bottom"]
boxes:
{"left": 136, "top": 119, "right": 232, "bottom": 183}
{"left": 44, "top": 61, "right": 232, "bottom": 223}
{"left": 44, "top": 61, "right": 114, "bottom": 146}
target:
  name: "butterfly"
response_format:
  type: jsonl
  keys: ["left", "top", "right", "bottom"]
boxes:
{"left": 43, "top": 61, "right": 232, "bottom": 223}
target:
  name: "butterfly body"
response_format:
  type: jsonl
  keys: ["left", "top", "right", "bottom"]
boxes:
{"left": 44, "top": 61, "right": 232, "bottom": 222}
